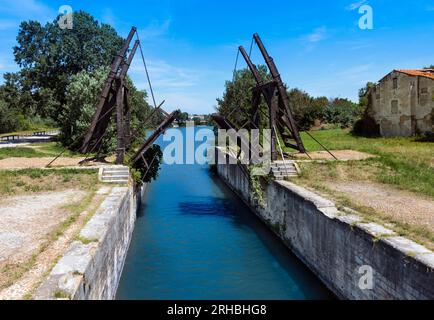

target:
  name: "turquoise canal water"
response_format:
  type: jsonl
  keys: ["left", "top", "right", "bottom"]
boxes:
{"left": 116, "top": 127, "right": 333, "bottom": 300}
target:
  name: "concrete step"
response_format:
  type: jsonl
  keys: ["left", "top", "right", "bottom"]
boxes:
{"left": 102, "top": 169, "right": 129, "bottom": 173}
{"left": 100, "top": 179, "right": 129, "bottom": 184}
{"left": 102, "top": 171, "right": 129, "bottom": 175}
{"left": 271, "top": 167, "right": 297, "bottom": 172}
{"left": 101, "top": 175, "right": 129, "bottom": 180}
{"left": 272, "top": 167, "right": 297, "bottom": 171}
{"left": 102, "top": 166, "right": 129, "bottom": 171}
{"left": 99, "top": 166, "right": 130, "bottom": 184}
{"left": 270, "top": 161, "right": 299, "bottom": 179}
{"left": 273, "top": 172, "right": 298, "bottom": 177}
{"left": 272, "top": 168, "right": 296, "bottom": 172}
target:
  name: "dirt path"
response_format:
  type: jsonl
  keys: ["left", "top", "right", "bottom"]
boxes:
{"left": 292, "top": 150, "right": 375, "bottom": 161}
{"left": 0, "top": 157, "right": 106, "bottom": 169}
{"left": 0, "top": 187, "right": 111, "bottom": 299}
{"left": 325, "top": 181, "right": 434, "bottom": 233}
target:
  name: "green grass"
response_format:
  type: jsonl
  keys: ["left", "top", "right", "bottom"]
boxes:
{"left": 0, "top": 168, "right": 98, "bottom": 195}
{"left": 0, "top": 147, "right": 43, "bottom": 160}
{"left": 290, "top": 129, "right": 434, "bottom": 198}
{"left": 0, "top": 142, "right": 81, "bottom": 160}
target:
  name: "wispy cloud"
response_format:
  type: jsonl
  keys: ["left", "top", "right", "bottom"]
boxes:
{"left": 0, "top": 0, "right": 54, "bottom": 19}
{"left": 0, "top": 19, "right": 20, "bottom": 30}
{"left": 345, "top": 0, "right": 368, "bottom": 11}
{"left": 337, "top": 63, "right": 374, "bottom": 80}
{"left": 138, "top": 19, "right": 171, "bottom": 39}
{"left": 130, "top": 58, "right": 199, "bottom": 90}
{"left": 305, "top": 26, "right": 327, "bottom": 43}
{"left": 101, "top": 8, "right": 116, "bottom": 27}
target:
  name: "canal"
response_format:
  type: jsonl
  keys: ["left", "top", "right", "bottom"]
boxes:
{"left": 116, "top": 127, "right": 332, "bottom": 300}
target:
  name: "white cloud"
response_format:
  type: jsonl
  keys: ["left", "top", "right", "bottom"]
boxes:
{"left": 130, "top": 58, "right": 199, "bottom": 90}
{"left": 305, "top": 26, "right": 327, "bottom": 43}
{"left": 0, "top": 0, "right": 54, "bottom": 19}
{"left": 0, "top": 19, "right": 20, "bottom": 30}
{"left": 345, "top": 0, "right": 368, "bottom": 11}
{"left": 137, "top": 19, "right": 171, "bottom": 39}
{"left": 101, "top": 8, "right": 116, "bottom": 27}
{"left": 337, "top": 63, "right": 374, "bottom": 80}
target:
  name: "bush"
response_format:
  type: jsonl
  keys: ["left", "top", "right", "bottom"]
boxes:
{"left": 59, "top": 66, "right": 114, "bottom": 151}
{"left": 324, "top": 98, "right": 364, "bottom": 129}
{"left": 352, "top": 115, "right": 380, "bottom": 137}
{"left": 0, "top": 99, "right": 19, "bottom": 133}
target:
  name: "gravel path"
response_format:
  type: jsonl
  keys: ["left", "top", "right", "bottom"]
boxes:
{"left": 0, "top": 157, "right": 105, "bottom": 169}
{"left": 0, "top": 190, "right": 87, "bottom": 296}
{"left": 0, "top": 190, "right": 86, "bottom": 265}
{"left": 0, "top": 187, "right": 111, "bottom": 300}
{"left": 293, "top": 150, "right": 375, "bottom": 161}
{"left": 326, "top": 181, "right": 434, "bottom": 232}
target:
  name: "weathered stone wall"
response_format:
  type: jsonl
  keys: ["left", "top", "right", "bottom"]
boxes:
{"left": 217, "top": 155, "right": 434, "bottom": 300}
{"left": 370, "top": 71, "right": 433, "bottom": 136}
{"left": 35, "top": 184, "right": 146, "bottom": 300}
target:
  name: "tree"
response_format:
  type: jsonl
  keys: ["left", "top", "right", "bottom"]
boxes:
{"left": 324, "top": 98, "right": 363, "bottom": 128}
{"left": 358, "top": 82, "right": 376, "bottom": 109}
{"left": 0, "top": 99, "right": 19, "bottom": 133}
{"left": 59, "top": 66, "right": 153, "bottom": 153}
{"left": 217, "top": 66, "right": 271, "bottom": 129}
{"left": 12, "top": 11, "right": 123, "bottom": 121}
{"left": 287, "top": 88, "right": 327, "bottom": 130}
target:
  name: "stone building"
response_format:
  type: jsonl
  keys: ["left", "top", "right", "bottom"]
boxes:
{"left": 369, "top": 69, "right": 434, "bottom": 137}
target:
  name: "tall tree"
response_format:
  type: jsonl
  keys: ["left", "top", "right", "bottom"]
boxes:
{"left": 216, "top": 66, "right": 270, "bottom": 129}
{"left": 59, "top": 66, "right": 153, "bottom": 152}
{"left": 12, "top": 11, "right": 123, "bottom": 121}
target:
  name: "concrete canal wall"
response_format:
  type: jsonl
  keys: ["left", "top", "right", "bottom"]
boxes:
{"left": 216, "top": 152, "right": 434, "bottom": 300}
{"left": 35, "top": 184, "right": 146, "bottom": 300}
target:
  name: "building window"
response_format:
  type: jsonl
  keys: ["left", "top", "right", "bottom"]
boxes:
{"left": 421, "top": 87, "right": 428, "bottom": 94}
{"left": 393, "top": 78, "right": 398, "bottom": 89}
{"left": 391, "top": 100, "right": 399, "bottom": 114}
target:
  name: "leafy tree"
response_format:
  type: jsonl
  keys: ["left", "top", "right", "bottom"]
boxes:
{"left": 288, "top": 89, "right": 327, "bottom": 130}
{"left": 59, "top": 66, "right": 153, "bottom": 154}
{"left": 0, "top": 99, "right": 19, "bottom": 133}
{"left": 12, "top": 11, "right": 123, "bottom": 121}
{"left": 131, "top": 145, "right": 163, "bottom": 184}
{"left": 324, "top": 98, "right": 363, "bottom": 128}
{"left": 217, "top": 66, "right": 271, "bottom": 129}
{"left": 358, "top": 82, "right": 376, "bottom": 109}
{"left": 353, "top": 82, "right": 381, "bottom": 136}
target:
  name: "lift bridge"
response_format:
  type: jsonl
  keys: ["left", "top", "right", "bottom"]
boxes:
{"left": 212, "top": 33, "right": 306, "bottom": 163}
{"left": 77, "top": 29, "right": 333, "bottom": 177}
{"left": 79, "top": 26, "right": 179, "bottom": 171}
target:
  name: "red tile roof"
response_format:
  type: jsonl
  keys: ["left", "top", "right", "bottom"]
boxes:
{"left": 395, "top": 69, "right": 434, "bottom": 80}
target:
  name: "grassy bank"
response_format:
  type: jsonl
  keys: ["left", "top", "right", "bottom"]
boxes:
{"left": 0, "top": 142, "right": 81, "bottom": 160}
{"left": 0, "top": 168, "right": 98, "bottom": 195}
{"left": 292, "top": 129, "right": 434, "bottom": 198}
{"left": 288, "top": 129, "right": 434, "bottom": 249}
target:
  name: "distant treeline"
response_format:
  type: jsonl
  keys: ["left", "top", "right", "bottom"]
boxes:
{"left": 217, "top": 67, "right": 370, "bottom": 132}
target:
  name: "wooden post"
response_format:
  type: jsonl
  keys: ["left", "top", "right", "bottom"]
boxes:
{"left": 268, "top": 87, "right": 278, "bottom": 161}
{"left": 123, "top": 87, "right": 132, "bottom": 150}
{"left": 115, "top": 79, "right": 125, "bottom": 164}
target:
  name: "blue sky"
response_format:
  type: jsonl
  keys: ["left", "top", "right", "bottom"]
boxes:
{"left": 0, "top": 0, "right": 433, "bottom": 113}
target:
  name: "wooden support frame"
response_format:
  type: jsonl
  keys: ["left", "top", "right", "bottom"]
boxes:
{"left": 79, "top": 27, "right": 140, "bottom": 165}
{"left": 237, "top": 34, "right": 306, "bottom": 156}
